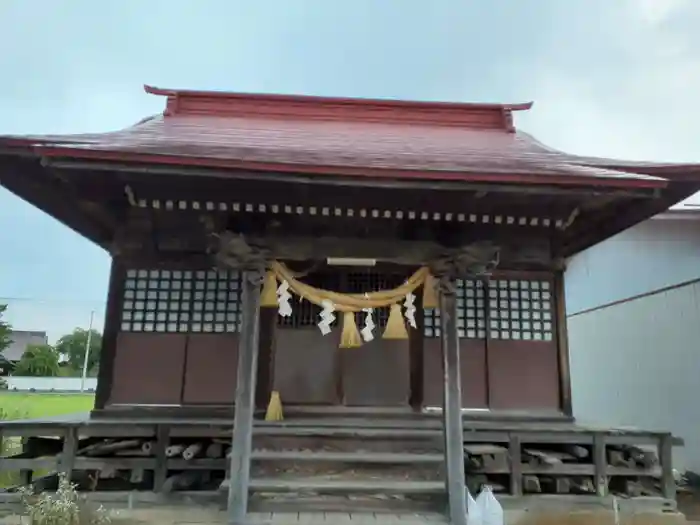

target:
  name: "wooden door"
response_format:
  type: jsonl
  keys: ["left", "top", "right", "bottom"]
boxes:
{"left": 339, "top": 272, "right": 412, "bottom": 407}
{"left": 486, "top": 276, "right": 560, "bottom": 410}
{"left": 341, "top": 336, "right": 410, "bottom": 406}
{"left": 273, "top": 327, "right": 340, "bottom": 405}
{"left": 270, "top": 268, "right": 416, "bottom": 407}
{"left": 422, "top": 279, "right": 488, "bottom": 408}
{"left": 271, "top": 270, "right": 341, "bottom": 405}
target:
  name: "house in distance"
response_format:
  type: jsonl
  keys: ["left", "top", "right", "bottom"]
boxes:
{"left": 1, "top": 85, "right": 699, "bottom": 524}
{"left": 0, "top": 330, "right": 49, "bottom": 375}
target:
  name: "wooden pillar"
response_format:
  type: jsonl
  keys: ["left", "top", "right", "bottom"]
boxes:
{"left": 659, "top": 433, "right": 676, "bottom": 500}
{"left": 153, "top": 425, "right": 169, "bottom": 492}
{"left": 227, "top": 269, "right": 263, "bottom": 525}
{"left": 94, "top": 257, "right": 125, "bottom": 411}
{"left": 59, "top": 427, "right": 78, "bottom": 480}
{"left": 593, "top": 433, "right": 608, "bottom": 496}
{"left": 439, "top": 278, "right": 468, "bottom": 525}
{"left": 554, "top": 270, "right": 573, "bottom": 416}
{"left": 509, "top": 434, "right": 523, "bottom": 496}
{"left": 255, "top": 308, "right": 277, "bottom": 411}
{"left": 19, "top": 437, "right": 34, "bottom": 486}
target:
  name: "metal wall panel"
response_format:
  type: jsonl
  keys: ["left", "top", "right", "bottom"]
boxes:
{"left": 566, "top": 218, "right": 700, "bottom": 314}
{"left": 569, "top": 281, "right": 700, "bottom": 472}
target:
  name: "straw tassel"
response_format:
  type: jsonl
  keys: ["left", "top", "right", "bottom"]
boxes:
{"left": 339, "top": 312, "right": 363, "bottom": 348}
{"left": 383, "top": 304, "right": 409, "bottom": 340}
{"left": 265, "top": 390, "right": 284, "bottom": 421}
{"left": 422, "top": 273, "right": 439, "bottom": 309}
{"left": 260, "top": 271, "right": 278, "bottom": 307}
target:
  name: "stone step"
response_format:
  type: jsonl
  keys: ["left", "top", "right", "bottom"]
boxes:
{"left": 254, "top": 426, "right": 442, "bottom": 439}
{"left": 220, "top": 477, "right": 445, "bottom": 495}
{"left": 250, "top": 450, "right": 444, "bottom": 463}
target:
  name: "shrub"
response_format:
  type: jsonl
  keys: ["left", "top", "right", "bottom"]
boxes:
{"left": 0, "top": 406, "right": 26, "bottom": 422}
{"left": 0, "top": 406, "right": 29, "bottom": 488}
{"left": 18, "top": 473, "right": 112, "bottom": 525}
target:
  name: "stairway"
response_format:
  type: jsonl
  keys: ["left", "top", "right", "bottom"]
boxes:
{"left": 219, "top": 417, "right": 448, "bottom": 513}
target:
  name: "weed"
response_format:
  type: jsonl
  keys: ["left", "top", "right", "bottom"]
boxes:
{"left": 0, "top": 407, "right": 29, "bottom": 487}
{"left": 18, "top": 473, "right": 112, "bottom": 525}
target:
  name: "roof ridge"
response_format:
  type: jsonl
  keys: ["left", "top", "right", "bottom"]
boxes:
{"left": 145, "top": 85, "right": 531, "bottom": 131}
{"left": 144, "top": 84, "right": 533, "bottom": 112}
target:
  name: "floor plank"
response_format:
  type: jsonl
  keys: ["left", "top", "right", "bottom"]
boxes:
{"left": 224, "top": 478, "right": 445, "bottom": 494}
{"left": 252, "top": 450, "right": 443, "bottom": 463}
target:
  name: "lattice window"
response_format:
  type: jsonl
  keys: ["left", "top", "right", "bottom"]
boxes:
{"left": 189, "top": 270, "right": 242, "bottom": 333}
{"left": 347, "top": 271, "right": 406, "bottom": 329}
{"left": 488, "top": 278, "right": 553, "bottom": 341}
{"left": 120, "top": 269, "right": 242, "bottom": 333}
{"left": 278, "top": 272, "right": 340, "bottom": 329}
{"left": 277, "top": 270, "right": 406, "bottom": 329}
{"left": 423, "top": 279, "right": 486, "bottom": 339}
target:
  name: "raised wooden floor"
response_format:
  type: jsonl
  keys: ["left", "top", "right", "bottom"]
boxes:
{"left": 0, "top": 409, "right": 678, "bottom": 441}
{"left": 0, "top": 409, "right": 681, "bottom": 516}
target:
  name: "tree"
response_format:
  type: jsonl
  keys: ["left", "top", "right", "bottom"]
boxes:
{"left": 54, "top": 328, "right": 103, "bottom": 375}
{"left": 0, "top": 304, "right": 11, "bottom": 356}
{"left": 13, "top": 343, "right": 60, "bottom": 377}
{"left": 0, "top": 305, "right": 11, "bottom": 377}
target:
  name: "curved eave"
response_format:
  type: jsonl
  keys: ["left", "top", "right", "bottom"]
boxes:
{"left": 0, "top": 150, "right": 116, "bottom": 250}
{"left": 0, "top": 114, "right": 690, "bottom": 192}
{"left": 565, "top": 157, "right": 700, "bottom": 181}
{"left": 558, "top": 178, "right": 700, "bottom": 258}
{"left": 6, "top": 145, "right": 669, "bottom": 191}
{"left": 0, "top": 115, "right": 162, "bottom": 151}
{"left": 520, "top": 132, "right": 700, "bottom": 182}
{"left": 0, "top": 136, "right": 44, "bottom": 149}
{"left": 590, "top": 163, "right": 700, "bottom": 181}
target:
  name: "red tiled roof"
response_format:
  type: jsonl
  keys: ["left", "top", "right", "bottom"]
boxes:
{"left": 2, "top": 85, "right": 698, "bottom": 189}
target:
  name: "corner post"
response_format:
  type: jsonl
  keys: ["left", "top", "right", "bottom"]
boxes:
{"left": 438, "top": 276, "right": 468, "bottom": 525}
{"left": 94, "top": 256, "right": 125, "bottom": 411}
{"left": 554, "top": 268, "right": 573, "bottom": 416}
{"left": 227, "top": 268, "right": 264, "bottom": 525}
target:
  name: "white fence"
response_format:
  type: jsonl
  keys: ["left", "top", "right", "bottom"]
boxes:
{"left": 4, "top": 376, "right": 97, "bottom": 392}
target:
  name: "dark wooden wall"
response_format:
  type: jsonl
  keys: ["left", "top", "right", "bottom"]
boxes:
{"left": 96, "top": 263, "right": 566, "bottom": 414}
{"left": 421, "top": 274, "right": 561, "bottom": 412}
{"left": 109, "top": 332, "right": 240, "bottom": 405}
{"left": 99, "top": 267, "right": 243, "bottom": 407}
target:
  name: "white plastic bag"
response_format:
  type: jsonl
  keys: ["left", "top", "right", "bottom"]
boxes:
{"left": 466, "top": 488, "right": 482, "bottom": 525}
{"left": 475, "top": 485, "right": 504, "bottom": 525}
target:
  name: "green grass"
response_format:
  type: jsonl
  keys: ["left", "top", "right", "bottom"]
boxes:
{"left": 0, "top": 392, "right": 96, "bottom": 488}
{"left": 0, "top": 392, "right": 95, "bottom": 420}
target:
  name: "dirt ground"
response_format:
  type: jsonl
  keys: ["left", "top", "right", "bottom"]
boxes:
{"left": 0, "top": 508, "right": 695, "bottom": 525}
{"left": 2, "top": 490, "right": 699, "bottom": 524}
{"left": 678, "top": 490, "right": 700, "bottom": 522}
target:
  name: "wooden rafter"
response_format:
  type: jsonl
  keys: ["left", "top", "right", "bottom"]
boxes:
{"left": 0, "top": 158, "right": 116, "bottom": 248}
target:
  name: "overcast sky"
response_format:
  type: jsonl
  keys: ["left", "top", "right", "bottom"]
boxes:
{"left": 0, "top": 0, "right": 698, "bottom": 340}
